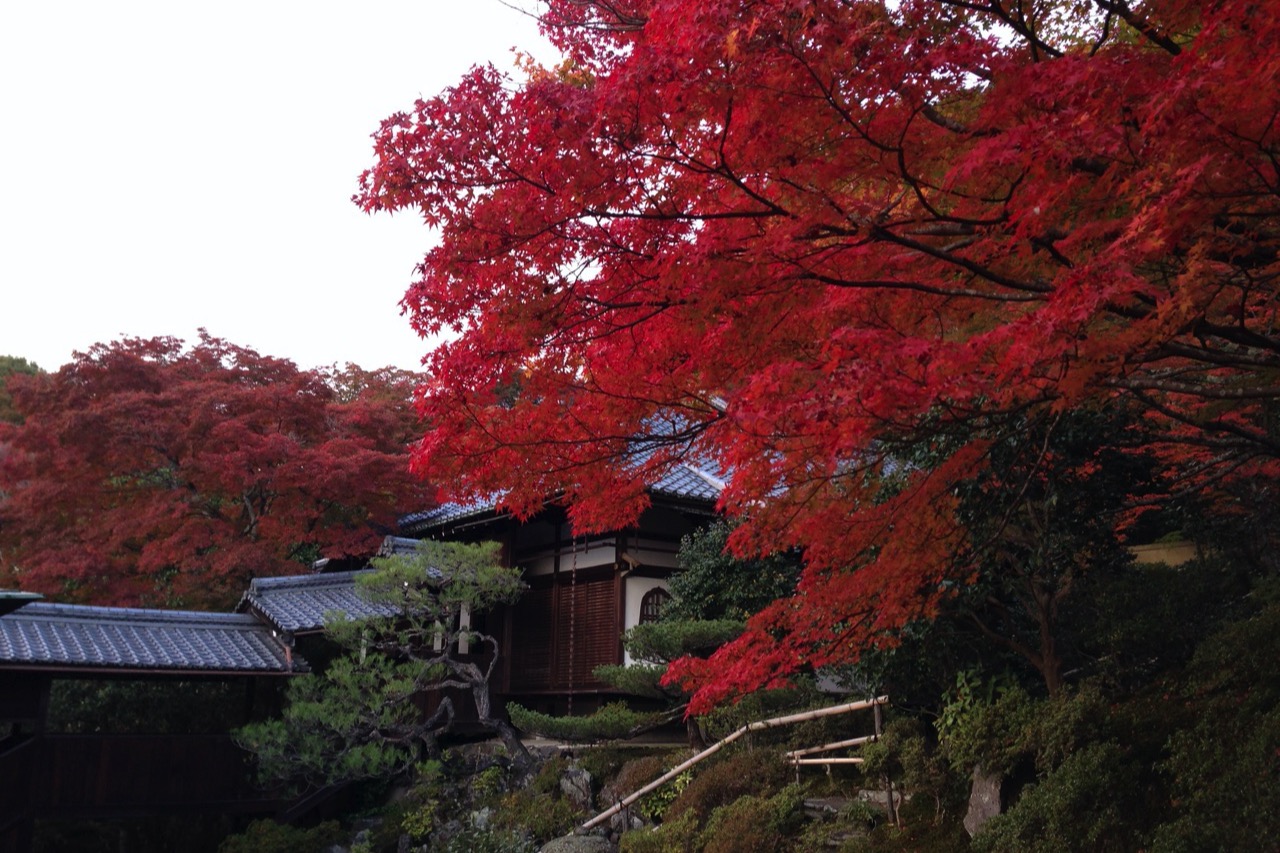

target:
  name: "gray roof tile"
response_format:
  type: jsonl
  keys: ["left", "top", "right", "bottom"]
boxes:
{"left": 239, "top": 571, "right": 399, "bottom": 635}
{"left": 399, "top": 498, "right": 500, "bottom": 532}
{"left": 0, "top": 602, "right": 301, "bottom": 673}
{"left": 400, "top": 458, "right": 724, "bottom": 534}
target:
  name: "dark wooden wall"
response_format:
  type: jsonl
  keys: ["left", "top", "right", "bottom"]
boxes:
{"left": 0, "top": 733, "right": 287, "bottom": 824}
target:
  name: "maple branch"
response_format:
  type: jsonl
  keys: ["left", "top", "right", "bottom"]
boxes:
{"left": 1123, "top": 387, "right": 1280, "bottom": 457}
{"left": 798, "top": 271, "right": 1041, "bottom": 302}
{"left": 868, "top": 223, "right": 1052, "bottom": 294}
{"left": 1191, "top": 319, "right": 1280, "bottom": 357}
{"left": 1092, "top": 0, "right": 1182, "bottom": 56}
{"left": 1112, "top": 376, "right": 1280, "bottom": 400}
{"left": 919, "top": 102, "right": 972, "bottom": 136}
{"left": 940, "top": 0, "right": 1063, "bottom": 59}
{"left": 1150, "top": 342, "right": 1280, "bottom": 370}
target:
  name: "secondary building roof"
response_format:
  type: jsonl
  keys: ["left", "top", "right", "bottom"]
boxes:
{"left": 0, "top": 602, "right": 302, "bottom": 675}
{"left": 238, "top": 570, "right": 400, "bottom": 636}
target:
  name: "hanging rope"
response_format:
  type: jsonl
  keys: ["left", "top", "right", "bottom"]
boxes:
{"left": 566, "top": 536, "right": 579, "bottom": 716}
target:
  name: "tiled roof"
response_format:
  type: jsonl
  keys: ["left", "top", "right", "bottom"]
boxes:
{"left": 400, "top": 458, "right": 725, "bottom": 534}
{"left": 239, "top": 571, "right": 400, "bottom": 635}
{"left": 399, "top": 498, "right": 500, "bottom": 533}
{"left": 0, "top": 602, "right": 301, "bottom": 674}
{"left": 651, "top": 462, "right": 725, "bottom": 502}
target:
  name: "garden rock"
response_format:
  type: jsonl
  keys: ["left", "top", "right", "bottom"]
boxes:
{"left": 539, "top": 833, "right": 615, "bottom": 853}
{"left": 964, "top": 765, "right": 1004, "bottom": 837}
{"left": 560, "top": 765, "right": 595, "bottom": 811}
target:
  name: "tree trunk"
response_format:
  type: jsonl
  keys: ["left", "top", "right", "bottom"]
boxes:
{"left": 472, "top": 682, "right": 534, "bottom": 772}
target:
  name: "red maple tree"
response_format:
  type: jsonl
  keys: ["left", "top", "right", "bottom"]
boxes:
{"left": 357, "top": 0, "right": 1280, "bottom": 711}
{"left": 0, "top": 334, "right": 432, "bottom": 609}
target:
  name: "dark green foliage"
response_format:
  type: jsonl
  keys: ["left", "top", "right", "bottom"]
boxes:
{"left": 859, "top": 797, "right": 973, "bottom": 853}
{"left": 507, "top": 700, "right": 667, "bottom": 742}
{"left": 47, "top": 679, "right": 255, "bottom": 734}
{"left": 973, "top": 743, "right": 1144, "bottom": 853}
{"left": 1151, "top": 581, "right": 1280, "bottom": 852}
{"left": 1080, "top": 555, "right": 1251, "bottom": 690}
{"left": 594, "top": 663, "right": 670, "bottom": 699}
{"left": 619, "top": 810, "right": 700, "bottom": 853}
{"left": 697, "top": 681, "right": 827, "bottom": 744}
{"left": 237, "top": 654, "right": 436, "bottom": 788}
{"left": 622, "top": 781, "right": 804, "bottom": 853}
{"left": 625, "top": 618, "right": 745, "bottom": 663}
{"left": 491, "top": 755, "right": 585, "bottom": 843}
{"left": 939, "top": 681, "right": 1112, "bottom": 778}
{"left": 861, "top": 717, "right": 965, "bottom": 824}
{"left": 700, "top": 784, "right": 806, "bottom": 853}
{"left": 572, "top": 745, "right": 644, "bottom": 790}
{"left": 949, "top": 409, "right": 1151, "bottom": 694}
{"left": 667, "top": 520, "right": 802, "bottom": 621}
{"left": 217, "top": 819, "right": 343, "bottom": 853}
{"left": 0, "top": 354, "right": 40, "bottom": 424}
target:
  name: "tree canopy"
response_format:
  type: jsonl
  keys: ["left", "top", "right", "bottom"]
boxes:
{"left": 357, "top": 0, "right": 1280, "bottom": 711}
{"left": 0, "top": 333, "right": 431, "bottom": 608}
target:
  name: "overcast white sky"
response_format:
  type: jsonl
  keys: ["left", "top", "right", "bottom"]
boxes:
{"left": 0, "top": 1, "right": 554, "bottom": 373}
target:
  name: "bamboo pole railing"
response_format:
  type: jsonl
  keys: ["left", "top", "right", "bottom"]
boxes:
{"left": 785, "top": 732, "right": 879, "bottom": 760}
{"left": 578, "top": 695, "right": 888, "bottom": 833}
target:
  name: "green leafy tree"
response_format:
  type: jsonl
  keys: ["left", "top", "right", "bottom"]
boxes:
{"left": 0, "top": 355, "right": 41, "bottom": 425}
{"left": 236, "top": 540, "right": 532, "bottom": 788}
{"left": 949, "top": 409, "right": 1150, "bottom": 695}
{"left": 665, "top": 521, "right": 803, "bottom": 623}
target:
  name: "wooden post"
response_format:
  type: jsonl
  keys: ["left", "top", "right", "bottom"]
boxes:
{"left": 874, "top": 700, "right": 899, "bottom": 827}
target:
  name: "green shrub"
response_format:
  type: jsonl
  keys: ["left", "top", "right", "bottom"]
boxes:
{"left": 469, "top": 763, "right": 508, "bottom": 807}
{"left": 972, "top": 742, "right": 1144, "bottom": 853}
{"left": 639, "top": 769, "right": 692, "bottom": 822}
{"left": 664, "top": 748, "right": 791, "bottom": 824}
{"left": 488, "top": 756, "right": 584, "bottom": 843}
{"left": 606, "top": 753, "right": 676, "bottom": 803}
{"left": 574, "top": 745, "right": 649, "bottom": 788}
{"left": 508, "top": 700, "right": 667, "bottom": 742}
{"left": 619, "top": 809, "right": 700, "bottom": 853}
{"left": 938, "top": 682, "right": 1037, "bottom": 777}
{"left": 217, "top": 819, "right": 343, "bottom": 853}
{"left": 861, "top": 717, "right": 965, "bottom": 824}
{"left": 697, "top": 681, "right": 825, "bottom": 745}
{"left": 699, "top": 784, "right": 806, "bottom": 853}
{"left": 1150, "top": 582, "right": 1280, "bottom": 851}
{"left": 492, "top": 790, "right": 581, "bottom": 843}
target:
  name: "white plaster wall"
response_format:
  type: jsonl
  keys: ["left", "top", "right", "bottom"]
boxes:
{"left": 521, "top": 538, "right": 617, "bottom": 576}
{"left": 622, "top": 576, "right": 670, "bottom": 666}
